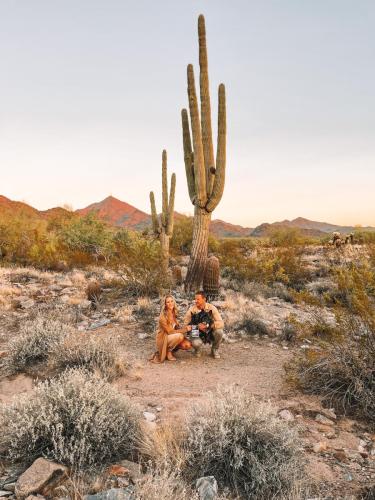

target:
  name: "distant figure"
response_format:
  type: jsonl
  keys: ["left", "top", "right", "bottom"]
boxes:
{"left": 184, "top": 291, "right": 224, "bottom": 359}
{"left": 349, "top": 232, "right": 355, "bottom": 244}
{"left": 149, "top": 295, "right": 191, "bottom": 363}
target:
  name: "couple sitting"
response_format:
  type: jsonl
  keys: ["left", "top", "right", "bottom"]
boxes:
{"left": 151, "top": 290, "right": 224, "bottom": 363}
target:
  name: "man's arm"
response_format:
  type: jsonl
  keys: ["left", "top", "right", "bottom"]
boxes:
{"left": 183, "top": 307, "right": 193, "bottom": 326}
{"left": 210, "top": 305, "right": 224, "bottom": 330}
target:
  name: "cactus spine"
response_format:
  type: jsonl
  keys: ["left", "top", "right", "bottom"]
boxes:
{"left": 182, "top": 14, "right": 226, "bottom": 291}
{"left": 203, "top": 256, "right": 220, "bottom": 300}
{"left": 149, "top": 150, "right": 176, "bottom": 273}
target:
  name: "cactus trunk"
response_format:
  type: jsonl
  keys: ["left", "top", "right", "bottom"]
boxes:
{"left": 182, "top": 15, "right": 227, "bottom": 292}
{"left": 185, "top": 207, "right": 211, "bottom": 290}
{"left": 160, "top": 231, "right": 170, "bottom": 274}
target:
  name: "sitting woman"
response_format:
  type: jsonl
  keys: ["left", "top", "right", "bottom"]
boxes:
{"left": 150, "top": 295, "right": 191, "bottom": 363}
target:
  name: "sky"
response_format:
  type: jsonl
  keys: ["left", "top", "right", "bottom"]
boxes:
{"left": 0, "top": 0, "right": 374, "bottom": 228}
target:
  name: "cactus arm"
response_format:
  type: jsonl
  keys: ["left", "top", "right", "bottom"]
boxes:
{"left": 187, "top": 63, "right": 207, "bottom": 208}
{"left": 161, "top": 150, "right": 168, "bottom": 228}
{"left": 181, "top": 108, "right": 196, "bottom": 204}
{"left": 167, "top": 173, "right": 176, "bottom": 236}
{"left": 206, "top": 83, "right": 226, "bottom": 213}
{"left": 198, "top": 14, "right": 215, "bottom": 198}
{"left": 149, "top": 191, "right": 160, "bottom": 235}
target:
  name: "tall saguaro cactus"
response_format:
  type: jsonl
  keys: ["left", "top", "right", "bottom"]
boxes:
{"left": 149, "top": 150, "right": 176, "bottom": 273}
{"left": 182, "top": 14, "right": 226, "bottom": 291}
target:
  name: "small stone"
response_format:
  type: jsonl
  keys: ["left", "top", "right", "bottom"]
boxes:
{"left": 137, "top": 333, "right": 148, "bottom": 340}
{"left": 143, "top": 411, "right": 156, "bottom": 422}
{"left": 333, "top": 449, "right": 348, "bottom": 463}
{"left": 196, "top": 476, "right": 218, "bottom": 500}
{"left": 89, "top": 319, "right": 111, "bottom": 330}
{"left": 0, "top": 492, "right": 12, "bottom": 498}
{"left": 156, "top": 407, "right": 162, "bottom": 412}
{"left": 3, "top": 483, "right": 15, "bottom": 492}
{"left": 315, "top": 414, "right": 334, "bottom": 426}
{"left": 15, "top": 458, "right": 68, "bottom": 499}
{"left": 117, "top": 461, "right": 142, "bottom": 484}
{"left": 0, "top": 351, "right": 7, "bottom": 358}
{"left": 313, "top": 441, "right": 327, "bottom": 453}
{"left": 84, "top": 487, "right": 135, "bottom": 499}
{"left": 278, "top": 409, "right": 295, "bottom": 422}
{"left": 107, "top": 465, "right": 129, "bottom": 477}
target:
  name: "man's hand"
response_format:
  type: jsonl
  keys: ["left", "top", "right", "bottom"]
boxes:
{"left": 198, "top": 322, "right": 207, "bottom": 332}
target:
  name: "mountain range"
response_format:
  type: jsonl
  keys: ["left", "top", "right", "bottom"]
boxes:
{"left": 1, "top": 194, "right": 373, "bottom": 238}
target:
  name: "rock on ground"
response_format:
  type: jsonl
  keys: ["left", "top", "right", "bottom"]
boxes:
{"left": 15, "top": 458, "right": 67, "bottom": 499}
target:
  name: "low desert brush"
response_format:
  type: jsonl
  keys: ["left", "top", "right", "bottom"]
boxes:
{"left": 181, "top": 386, "right": 303, "bottom": 499}
{"left": 0, "top": 368, "right": 141, "bottom": 469}
{"left": 51, "top": 335, "right": 128, "bottom": 381}
{"left": 287, "top": 316, "right": 375, "bottom": 425}
{"left": 5, "top": 316, "right": 71, "bottom": 374}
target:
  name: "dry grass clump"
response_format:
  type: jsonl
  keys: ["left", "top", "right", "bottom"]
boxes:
{"left": 134, "top": 297, "right": 158, "bottom": 331}
{"left": 135, "top": 467, "right": 199, "bottom": 500}
{"left": 4, "top": 316, "right": 71, "bottom": 374}
{"left": 0, "top": 368, "right": 141, "bottom": 469}
{"left": 6, "top": 267, "right": 55, "bottom": 284}
{"left": 222, "top": 292, "right": 272, "bottom": 337}
{"left": 287, "top": 316, "right": 375, "bottom": 425}
{"left": 180, "top": 386, "right": 302, "bottom": 499}
{"left": 51, "top": 335, "right": 128, "bottom": 381}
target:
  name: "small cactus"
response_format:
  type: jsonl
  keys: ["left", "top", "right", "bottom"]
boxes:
{"left": 172, "top": 264, "right": 183, "bottom": 286}
{"left": 86, "top": 280, "right": 102, "bottom": 309}
{"left": 203, "top": 256, "right": 220, "bottom": 300}
{"left": 150, "top": 150, "right": 176, "bottom": 272}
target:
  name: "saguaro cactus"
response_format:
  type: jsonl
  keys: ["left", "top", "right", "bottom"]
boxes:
{"left": 203, "top": 256, "right": 220, "bottom": 300}
{"left": 182, "top": 14, "right": 226, "bottom": 291}
{"left": 149, "top": 150, "right": 176, "bottom": 273}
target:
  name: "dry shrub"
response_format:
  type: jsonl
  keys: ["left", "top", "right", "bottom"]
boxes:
{"left": 135, "top": 467, "right": 199, "bottom": 500}
{"left": 181, "top": 386, "right": 302, "bottom": 499}
{"left": 134, "top": 297, "right": 158, "bottom": 331}
{"left": 287, "top": 316, "right": 375, "bottom": 425}
{"left": 0, "top": 368, "right": 141, "bottom": 469}
{"left": 51, "top": 335, "right": 128, "bottom": 381}
{"left": 4, "top": 316, "right": 71, "bottom": 374}
{"left": 115, "top": 304, "right": 134, "bottom": 324}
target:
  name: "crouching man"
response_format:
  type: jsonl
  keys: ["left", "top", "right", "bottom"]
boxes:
{"left": 184, "top": 290, "right": 224, "bottom": 359}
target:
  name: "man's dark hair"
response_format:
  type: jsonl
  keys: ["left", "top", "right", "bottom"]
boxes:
{"left": 195, "top": 290, "right": 207, "bottom": 300}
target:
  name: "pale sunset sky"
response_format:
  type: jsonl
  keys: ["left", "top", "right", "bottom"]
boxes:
{"left": 0, "top": 1, "right": 374, "bottom": 227}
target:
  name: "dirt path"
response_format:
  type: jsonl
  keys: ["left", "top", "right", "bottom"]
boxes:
{"left": 111, "top": 323, "right": 291, "bottom": 419}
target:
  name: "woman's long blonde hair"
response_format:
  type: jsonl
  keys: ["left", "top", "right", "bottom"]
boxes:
{"left": 160, "top": 294, "right": 179, "bottom": 321}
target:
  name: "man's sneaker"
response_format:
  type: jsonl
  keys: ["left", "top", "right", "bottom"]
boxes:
{"left": 211, "top": 349, "right": 220, "bottom": 359}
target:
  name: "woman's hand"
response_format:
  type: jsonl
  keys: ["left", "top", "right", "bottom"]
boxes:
{"left": 185, "top": 325, "right": 192, "bottom": 332}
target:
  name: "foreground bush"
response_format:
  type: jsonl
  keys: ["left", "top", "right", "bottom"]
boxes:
{"left": 4, "top": 316, "right": 71, "bottom": 373}
{"left": 51, "top": 335, "right": 127, "bottom": 381}
{"left": 181, "top": 386, "right": 302, "bottom": 499}
{"left": 0, "top": 368, "right": 141, "bottom": 469}
{"left": 288, "top": 317, "right": 375, "bottom": 425}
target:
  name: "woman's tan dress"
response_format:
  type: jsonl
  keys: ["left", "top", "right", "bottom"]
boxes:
{"left": 151, "top": 310, "right": 185, "bottom": 363}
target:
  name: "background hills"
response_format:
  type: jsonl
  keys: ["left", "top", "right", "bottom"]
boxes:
{"left": 1, "top": 194, "right": 374, "bottom": 238}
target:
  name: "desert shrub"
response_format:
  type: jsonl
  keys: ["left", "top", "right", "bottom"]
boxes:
{"left": 0, "top": 368, "right": 141, "bottom": 469}
{"left": 51, "top": 335, "right": 128, "bottom": 381}
{"left": 221, "top": 246, "right": 310, "bottom": 291}
{"left": 114, "top": 234, "right": 170, "bottom": 297}
{"left": 268, "top": 228, "right": 313, "bottom": 247}
{"left": 58, "top": 213, "right": 115, "bottom": 264}
{"left": 325, "top": 262, "right": 375, "bottom": 323}
{"left": 236, "top": 314, "right": 272, "bottom": 337}
{"left": 4, "top": 316, "right": 71, "bottom": 373}
{"left": 180, "top": 386, "right": 303, "bottom": 499}
{"left": 135, "top": 467, "right": 199, "bottom": 500}
{"left": 287, "top": 316, "right": 375, "bottom": 424}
